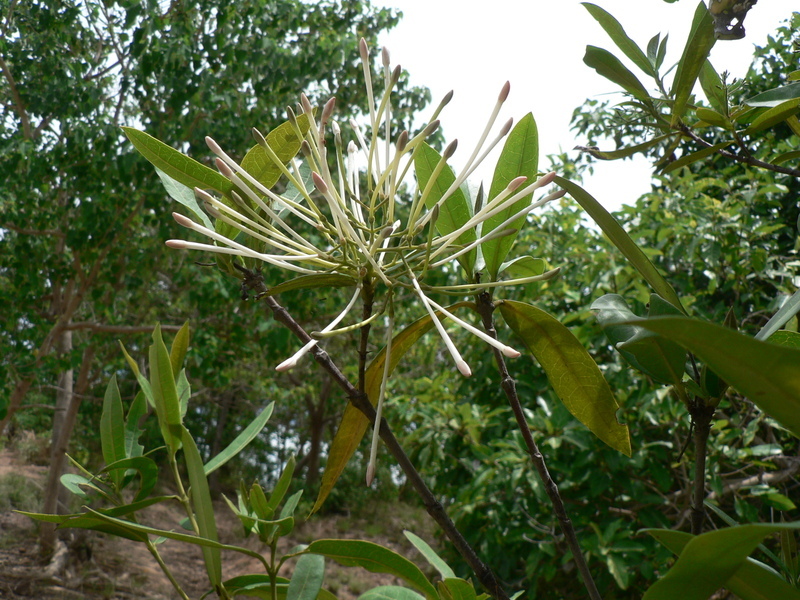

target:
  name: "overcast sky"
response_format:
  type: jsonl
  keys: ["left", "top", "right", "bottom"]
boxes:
{"left": 378, "top": 1, "right": 796, "bottom": 211}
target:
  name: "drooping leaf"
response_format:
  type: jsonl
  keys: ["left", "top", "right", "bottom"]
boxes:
{"left": 311, "top": 302, "right": 474, "bottom": 513}
{"left": 670, "top": 2, "right": 716, "bottom": 126}
{"left": 304, "top": 539, "right": 438, "bottom": 600}
{"left": 582, "top": 3, "right": 655, "bottom": 76}
{"left": 123, "top": 127, "right": 232, "bottom": 194}
{"left": 662, "top": 142, "right": 733, "bottom": 173}
{"left": 415, "top": 143, "right": 476, "bottom": 274}
{"left": 644, "top": 523, "right": 800, "bottom": 600}
{"left": 155, "top": 168, "right": 214, "bottom": 229}
{"left": 554, "top": 176, "right": 685, "bottom": 312}
{"left": 204, "top": 403, "right": 275, "bottom": 476}
{"left": 482, "top": 113, "right": 539, "bottom": 280}
{"left": 18, "top": 510, "right": 150, "bottom": 543}
{"left": 100, "top": 375, "right": 126, "bottom": 487}
{"left": 404, "top": 531, "right": 456, "bottom": 580}
{"left": 181, "top": 426, "right": 222, "bottom": 587}
{"left": 287, "top": 553, "right": 325, "bottom": 600}
{"left": 633, "top": 317, "right": 800, "bottom": 438}
{"left": 499, "top": 300, "right": 631, "bottom": 455}
{"left": 583, "top": 46, "right": 652, "bottom": 104}
{"left": 591, "top": 294, "right": 686, "bottom": 386}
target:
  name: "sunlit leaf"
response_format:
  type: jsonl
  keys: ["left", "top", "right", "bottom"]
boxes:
{"left": 498, "top": 256, "right": 546, "bottom": 280}
{"left": 582, "top": 3, "right": 655, "bottom": 76}
{"left": 499, "top": 300, "right": 631, "bottom": 455}
{"left": 241, "top": 114, "right": 310, "bottom": 197}
{"left": 404, "top": 531, "right": 456, "bottom": 580}
{"left": 745, "top": 98, "right": 800, "bottom": 134}
{"left": 745, "top": 82, "right": 800, "bottom": 108}
{"left": 155, "top": 168, "right": 214, "bottom": 229}
{"left": 583, "top": 46, "right": 652, "bottom": 104}
{"left": 757, "top": 288, "right": 800, "bottom": 341}
{"left": 574, "top": 134, "right": 672, "bottom": 160}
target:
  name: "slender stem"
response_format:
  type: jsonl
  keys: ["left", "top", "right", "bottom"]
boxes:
{"left": 358, "top": 278, "right": 375, "bottom": 393}
{"left": 475, "top": 292, "right": 602, "bottom": 600}
{"left": 145, "top": 539, "right": 191, "bottom": 600}
{"left": 689, "top": 398, "right": 715, "bottom": 535}
{"left": 249, "top": 275, "right": 509, "bottom": 600}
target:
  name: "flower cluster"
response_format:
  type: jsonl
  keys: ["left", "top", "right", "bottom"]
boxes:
{"left": 165, "top": 40, "right": 563, "bottom": 481}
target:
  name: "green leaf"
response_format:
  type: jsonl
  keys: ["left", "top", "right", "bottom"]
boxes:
{"left": 263, "top": 274, "right": 357, "bottom": 298}
{"left": 60, "top": 473, "right": 95, "bottom": 500}
{"left": 101, "top": 456, "right": 158, "bottom": 503}
{"left": 305, "top": 540, "right": 438, "bottom": 600}
{"left": 267, "top": 455, "right": 296, "bottom": 514}
{"left": 773, "top": 150, "right": 800, "bottom": 166}
{"left": 181, "top": 426, "right": 221, "bottom": 587}
{"left": 698, "top": 60, "right": 726, "bottom": 114}
{"left": 482, "top": 113, "right": 539, "bottom": 280}
{"left": 499, "top": 300, "right": 631, "bottom": 456}
{"left": 404, "top": 531, "right": 456, "bottom": 580}
{"left": 204, "top": 403, "right": 274, "bottom": 476}
{"left": 311, "top": 303, "right": 474, "bottom": 514}
{"left": 498, "top": 256, "right": 546, "bottom": 280}
{"left": 670, "top": 2, "right": 716, "bottom": 126}
{"left": 645, "top": 523, "right": 800, "bottom": 600}
{"left": 123, "top": 127, "right": 232, "bottom": 195}
{"left": 746, "top": 82, "right": 800, "bottom": 108}
{"left": 582, "top": 3, "right": 655, "bottom": 76}
{"left": 592, "top": 294, "right": 686, "bottom": 386}
{"left": 694, "top": 107, "right": 730, "bottom": 128}
{"left": 583, "top": 46, "right": 652, "bottom": 104}
{"left": 415, "top": 143, "right": 476, "bottom": 274}
{"left": 768, "top": 331, "right": 800, "bottom": 350}
{"left": 439, "top": 579, "right": 480, "bottom": 600}
{"left": 149, "top": 325, "right": 182, "bottom": 453}
{"left": 662, "top": 142, "right": 733, "bottom": 173}
{"left": 124, "top": 390, "right": 147, "bottom": 459}
{"left": 574, "top": 134, "right": 673, "bottom": 160}
{"left": 745, "top": 98, "right": 800, "bottom": 134}
{"left": 155, "top": 168, "right": 214, "bottom": 229}
{"left": 632, "top": 317, "right": 800, "bottom": 438}
{"left": 287, "top": 553, "right": 325, "bottom": 600}
{"left": 360, "top": 587, "right": 426, "bottom": 600}
{"left": 169, "top": 321, "right": 191, "bottom": 382}
{"left": 554, "top": 176, "right": 685, "bottom": 312}
{"left": 241, "top": 114, "right": 310, "bottom": 195}
{"left": 100, "top": 375, "right": 126, "bottom": 487}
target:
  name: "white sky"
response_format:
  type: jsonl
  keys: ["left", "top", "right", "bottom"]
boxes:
{"left": 379, "top": 0, "right": 796, "bottom": 211}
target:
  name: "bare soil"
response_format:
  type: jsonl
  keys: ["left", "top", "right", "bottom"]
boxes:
{"left": 0, "top": 447, "right": 436, "bottom": 600}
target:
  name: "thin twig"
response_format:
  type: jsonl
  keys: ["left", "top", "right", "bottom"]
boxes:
{"left": 246, "top": 274, "right": 509, "bottom": 600}
{"left": 475, "top": 292, "right": 602, "bottom": 600}
{"left": 689, "top": 398, "right": 715, "bottom": 535}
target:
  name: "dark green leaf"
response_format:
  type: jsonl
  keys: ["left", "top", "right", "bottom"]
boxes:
{"left": 149, "top": 325, "right": 182, "bottom": 453}
{"left": 746, "top": 82, "right": 800, "bottom": 108}
{"left": 267, "top": 455, "right": 296, "bottom": 514}
{"left": 101, "top": 456, "right": 158, "bottom": 502}
{"left": 263, "top": 274, "right": 357, "bottom": 298}
{"left": 287, "top": 553, "right": 325, "bottom": 600}
{"left": 745, "top": 98, "right": 800, "bottom": 134}
{"left": 499, "top": 300, "right": 631, "bottom": 455}
{"left": 582, "top": 3, "right": 655, "bottom": 76}
{"left": 574, "top": 134, "right": 672, "bottom": 160}
{"left": 100, "top": 375, "right": 126, "bottom": 487}
{"left": 204, "top": 403, "right": 275, "bottom": 476}
{"left": 482, "top": 113, "right": 539, "bottom": 280}
{"left": 662, "top": 142, "right": 732, "bottom": 173}
{"left": 632, "top": 317, "right": 800, "bottom": 438}
{"left": 583, "top": 46, "right": 652, "bottom": 104}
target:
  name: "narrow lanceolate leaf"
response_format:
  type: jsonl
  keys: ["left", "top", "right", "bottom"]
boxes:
{"left": 694, "top": 107, "right": 730, "bottom": 129}
{"left": 649, "top": 529, "right": 800, "bottom": 600}
{"left": 169, "top": 321, "right": 191, "bottom": 382}
{"left": 644, "top": 522, "right": 800, "bottom": 600}
{"left": 181, "top": 426, "right": 222, "bottom": 587}
{"left": 124, "top": 390, "right": 147, "bottom": 459}
{"left": 155, "top": 168, "right": 214, "bottom": 229}
{"left": 755, "top": 287, "right": 800, "bottom": 341}
{"left": 498, "top": 256, "right": 546, "bottom": 280}
{"left": 574, "top": 134, "right": 672, "bottom": 160}
{"left": 582, "top": 3, "right": 655, "bottom": 76}
{"left": 204, "top": 402, "right": 275, "bottom": 476}
{"left": 286, "top": 553, "right": 325, "bottom": 600}
{"left": 123, "top": 127, "right": 232, "bottom": 194}
{"left": 662, "top": 142, "right": 733, "bottom": 173}
{"left": 670, "top": 2, "right": 716, "bottom": 126}
{"left": 360, "top": 587, "right": 426, "bottom": 600}
{"left": 583, "top": 46, "right": 652, "bottom": 104}
{"left": 149, "top": 325, "right": 182, "bottom": 454}
{"left": 633, "top": 317, "right": 800, "bottom": 438}
{"left": 483, "top": 113, "right": 538, "bottom": 280}
{"left": 100, "top": 456, "right": 158, "bottom": 503}
{"left": 746, "top": 82, "right": 800, "bottom": 108}
{"left": 241, "top": 114, "right": 310, "bottom": 195}
{"left": 100, "top": 375, "right": 126, "bottom": 487}
{"left": 312, "top": 303, "right": 474, "bottom": 514}
{"left": 745, "top": 98, "right": 800, "bottom": 134}
{"left": 415, "top": 143, "right": 476, "bottom": 274}
{"left": 699, "top": 60, "right": 726, "bottom": 114}
{"left": 262, "top": 274, "right": 357, "bottom": 298}
{"left": 555, "top": 176, "right": 685, "bottom": 312}
{"left": 404, "top": 531, "right": 456, "bottom": 580}
{"left": 304, "top": 539, "right": 438, "bottom": 600}
{"left": 499, "top": 300, "right": 631, "bottom": 456}
{"left": 267, "top": 455, "right": 296, "bottom": 514}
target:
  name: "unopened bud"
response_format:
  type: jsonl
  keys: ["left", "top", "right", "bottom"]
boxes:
{"left": 498, "top": 81, "right": 511, "bottom": 102}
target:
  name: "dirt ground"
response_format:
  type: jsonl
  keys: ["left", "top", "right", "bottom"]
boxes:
{"left": 0, "top": 447, "right": 437, "bottom": 600}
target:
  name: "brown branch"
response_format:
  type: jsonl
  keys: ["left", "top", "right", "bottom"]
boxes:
{"left": 0, "top": 52, "right": 31, "bottom": 140}
{"left": 476, "top": 293, "right": 602, "bottom": 600}
{"left": 246, "top": 276, "right": 508, "bottom": 600}
{"left": 689, "top": 399, "right": 715, "bottom": 535}
{"left": 677, "top": 124, "right": 800, "bottom": 178}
